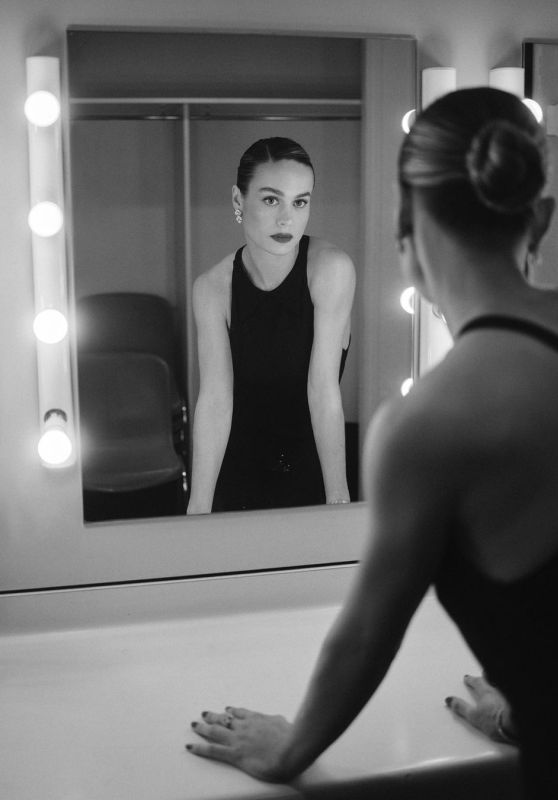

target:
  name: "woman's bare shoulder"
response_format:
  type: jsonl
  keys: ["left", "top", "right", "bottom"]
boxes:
{"left": 365, "top": 360, "right": 480, "bottom": 475}
{"left": 306, "top": 236, "right": 355, "bottom": 293}
{"left": 307, "top": 236, "right": 354, "bottom": 268}
{"left": 193, "top": 254, "right": 235, "bottom": 310}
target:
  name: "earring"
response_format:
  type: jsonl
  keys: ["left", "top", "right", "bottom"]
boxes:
{"left": 234, "top": 209, "right": 243, "bottom": 224}
{"left": 524, "top": 248, "right": 541, "bottom": 279}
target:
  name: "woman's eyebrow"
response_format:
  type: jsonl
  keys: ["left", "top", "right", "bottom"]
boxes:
{"left": 257, "top": 186, "right": 312, "bottom": 198}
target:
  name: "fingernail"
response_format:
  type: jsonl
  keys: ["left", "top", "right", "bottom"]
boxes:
{"left": 225, "top": 706, "right": 232, "bottom": 712}
{"left": 191, "top": 721, "right": 198, "bottom": 729}
{"left": 201, "top": 711, "right": 208, "bottom": 719}
{"left": 444, "top": 697, "right": 453, "bottom": 707}
{"left": 185, "top": 744, "right": 193, "bottom": 751}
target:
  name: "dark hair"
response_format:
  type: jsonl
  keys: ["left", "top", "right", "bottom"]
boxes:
{"left": 398, "top": 87, "right": 548, "bottom": 242}
{"left": 236, "top": 137, "right": 315, "bottom": 195}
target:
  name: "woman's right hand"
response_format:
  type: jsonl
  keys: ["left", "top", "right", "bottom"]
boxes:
{"left": 445, "top": 674, "right": 518, "bottom": 744}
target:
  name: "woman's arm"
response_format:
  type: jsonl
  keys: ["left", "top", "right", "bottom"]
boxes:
{"left": 307, "top": 247, "right": 356, "bottom": 504}
{"left": 187, "top": 272, "right": 234, "bottom": 515}
{"left": 187, "top": 398, "right": 457, "bottom": 778}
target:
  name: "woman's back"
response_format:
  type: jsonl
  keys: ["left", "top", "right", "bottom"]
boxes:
{"left": 423, "top": 302, "right": 558, "bottom": 798}
{"left": 415, "top": 299, "right": 558, "bottom": 581}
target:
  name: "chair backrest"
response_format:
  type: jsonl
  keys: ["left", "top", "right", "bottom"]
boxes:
{"left": 77, "top": 292, "right": 180, "bottom": 377}
{"left": 78, "top": 351, "right": 184, "bottom": 492}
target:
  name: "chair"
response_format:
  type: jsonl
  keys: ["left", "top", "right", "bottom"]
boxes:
{"left": 78, "top": 352, "right": 187, "bottom": 519}
{"left": 76, "top": 292, "right": 188, "bottom": 458}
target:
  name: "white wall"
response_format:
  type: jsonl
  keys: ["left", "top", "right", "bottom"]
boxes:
{"left": 2, "top": 0, "right": 558, "bottom": 593}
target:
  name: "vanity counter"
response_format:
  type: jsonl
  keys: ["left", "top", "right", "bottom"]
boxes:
{"left": 0, "top": 569, "right": 519, "bottom": 799}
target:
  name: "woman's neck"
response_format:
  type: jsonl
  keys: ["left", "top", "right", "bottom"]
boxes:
{"left": 422, "top": 229, "right": 533, "bottom": 337}
{"left": 242, "top": 239, "right": 300, "bottom": 291}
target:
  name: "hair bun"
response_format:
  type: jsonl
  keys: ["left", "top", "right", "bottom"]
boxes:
{"left": 466, "top": 119, "right": 545, "bottom": 214}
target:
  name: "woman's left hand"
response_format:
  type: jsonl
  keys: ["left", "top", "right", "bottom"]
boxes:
{"left": 187, "top": 706, "right": 295, "bottom": 782}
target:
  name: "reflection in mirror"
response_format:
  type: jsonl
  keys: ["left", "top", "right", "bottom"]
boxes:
{"left": 67, "top": 29, "right": 413, "bottom": 523}
{"left": 524, "top": 40, "right": 558, "bottom": 291}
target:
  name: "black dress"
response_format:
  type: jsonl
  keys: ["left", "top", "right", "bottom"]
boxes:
{"left": 212, "top": 235, "right": 348, "bottom": 512}
{"left": 435, "top": 314, "right": 558, "bottom": 800}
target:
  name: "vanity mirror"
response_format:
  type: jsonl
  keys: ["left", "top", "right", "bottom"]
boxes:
{"left": 66, "top": 28, "right": 416, "bottom": 525}
{"left": 524, "top": 39, "right": 558, "bottom": 290}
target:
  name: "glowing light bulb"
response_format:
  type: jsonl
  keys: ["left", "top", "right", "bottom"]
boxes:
{"left": 523, "top": 98, "right": 543, "bottom": 123}
{"left": 33, "top": 309, "right": 68, "bottom": 344}
{"left": 24, "top": 90, "right": 60, "bottom": 127}
{"left": 38, "top": 427, "right": 72, "bottom": 466}
{"left": 28, "top": 201, "right": 63, "bottom": 237}
{"left": 401, "top": 109, "right": 416, "bottom": 134}
{"left": 400, "top": 286, "right": 416, "bottom": 315}
{"left": 401, "top": 377, "right": 414, "bottom": 396}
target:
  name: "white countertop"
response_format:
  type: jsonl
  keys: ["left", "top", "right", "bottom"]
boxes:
{"left": 0, "top": 577, "right": 520, "bottom": 799}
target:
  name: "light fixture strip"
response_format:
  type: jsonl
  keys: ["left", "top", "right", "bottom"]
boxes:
{"left": 26, "top": 56, "right": 74, "bottom": 467}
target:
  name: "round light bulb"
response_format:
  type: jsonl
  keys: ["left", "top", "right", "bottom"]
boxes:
{"left": 400, "top": 286, "right": 416, "bottom": 315}
{"left": 38, "top": 427, "right": 73, "bottom": 466}
{"left": 33, "top": 309, "right": 68, "bottom": 343}
{"left": 523, "top": 98, "right": 543, "bottom": 123}
{"left": 401, "top": 109, "right": 416, "bottom": 134}
{"left": 28, "top": 201, "right": 63, "bottom": 237}
{"left": 24, "top": 90, "right": 60, "bottom": 127}
{"left": 401, "top": 377, "right": 414, "bottom": 396}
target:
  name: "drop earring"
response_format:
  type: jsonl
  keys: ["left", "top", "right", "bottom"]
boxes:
{"left": 234, "top": 209, "right": 243, "bottom": 224}
{"left": 524, "top": 248, "right": 541, "bottom": 280}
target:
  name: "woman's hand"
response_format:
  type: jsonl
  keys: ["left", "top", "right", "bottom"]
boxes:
{"left": 186, "top": 706, "right": 296, "bottom": 782}
{"left": 445, "top": 674, "right": 518, "bottom": 744}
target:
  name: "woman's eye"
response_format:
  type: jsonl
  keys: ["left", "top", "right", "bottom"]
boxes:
{"left": 263, "top": 196, "right": 279, "bottom": 206}
{"left": 294, "top": 199, "right": 309, "bottom": 209}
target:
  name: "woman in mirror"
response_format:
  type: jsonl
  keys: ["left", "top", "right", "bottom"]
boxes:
{"left": 188, "top": 88, "right": 558, "bottom": 798}
{"left": 187, "top": 137, "right": 355, "bottom": 514}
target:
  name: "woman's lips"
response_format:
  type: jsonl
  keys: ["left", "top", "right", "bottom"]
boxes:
{"left": 271, "top": 234, "right": 293, "bottom": 243}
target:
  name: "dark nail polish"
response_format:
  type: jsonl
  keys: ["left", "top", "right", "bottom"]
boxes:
{"left": 201, "top": 711, "right": 208, "bottom": 719}
{"left": 444, "top": 697, "right": 453, "bottom": 707}
{"left": 185, "top": 744, "right": 193, "bottom": 751}
{"left": 191, "top": 721, "right": 198, "bottom": 728}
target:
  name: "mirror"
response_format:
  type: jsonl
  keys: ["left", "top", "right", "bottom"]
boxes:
{"left": 67, "top": 28, "right": 415, "bottom": 524}
{"left": 524, "top": 40, "right": 558, "bottom": 290}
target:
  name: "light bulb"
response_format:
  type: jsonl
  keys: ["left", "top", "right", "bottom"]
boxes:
{"left": 401, "top": 377, "right": 414, "bottom": 396}
{"left": 400, "top": 286, "right": 416, "bottom": 315}
{"left": 28, "top": 201, "right": 63, "bottom": 237}
{"left": 401, "top": 109, "right": 416, "bottom": 134}
{"left": 24, "top": 90, "right": 60, "bottom": 127}
{"left": 38, "top": 427, "right": 73, "bottom": 466}
{"left": 33, "top": 309, "right": 68, "bottom": 343}
{"left": 523, "top": 98, "right": 543, "bottom": 123}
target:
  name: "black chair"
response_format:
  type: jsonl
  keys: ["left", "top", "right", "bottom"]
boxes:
{"left": 76, "top": 292, "right": 188, "bottom": 459}
{"left": 78, "top": 352, "right": 187, "bottom": 520}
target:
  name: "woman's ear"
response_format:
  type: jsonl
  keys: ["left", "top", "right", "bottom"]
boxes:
{"left": 231, "top": 185, "right": 243, "bottom": 212}
{"left": 398, "top": 234, "right": 433, "bottom": 304}
{"left": 529, "top": 196, "right": 555, "bottom": 252}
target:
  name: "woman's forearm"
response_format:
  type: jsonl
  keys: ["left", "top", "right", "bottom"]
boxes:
{"left": 187, "top": 396, "right": 232, "bottom": 514}
{"left": 308, "top": 386, "right": 349, "bottom": 503}
{"left": 272, "top": 611, "right": 404, "bottom": 780}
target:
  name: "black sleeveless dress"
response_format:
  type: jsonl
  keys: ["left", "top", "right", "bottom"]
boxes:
{"left": 435, "top": 314, "right": 558, "bottom": 800}
{"left": 212, "top": 235, "right": 348, "bottom": 512}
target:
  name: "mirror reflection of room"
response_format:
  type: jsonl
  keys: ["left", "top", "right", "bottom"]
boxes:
{"left": 188, "top": 137, "right": 355, "bottom": 514}
{"left": 68, "top": 29, "right": 363, "bottom": 522}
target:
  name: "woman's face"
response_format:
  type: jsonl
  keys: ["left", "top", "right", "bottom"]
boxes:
{"left": 234, "top": 159, "right": 314, "bottom": 257}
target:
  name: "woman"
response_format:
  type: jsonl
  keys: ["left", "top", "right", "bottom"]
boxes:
{"left": 187, "top": 137, "right": 355, "bottom": 513}
{"left": 187, "top": 89, "right": 558, "bottom": 798}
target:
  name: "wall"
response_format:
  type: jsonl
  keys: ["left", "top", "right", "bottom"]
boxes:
{"left": 2, "top": 0, "right": 558, "bottom": 593}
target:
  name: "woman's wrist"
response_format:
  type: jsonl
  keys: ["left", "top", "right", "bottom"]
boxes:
{"left": 495, "top": 707, "right": 519, "bottom": 745}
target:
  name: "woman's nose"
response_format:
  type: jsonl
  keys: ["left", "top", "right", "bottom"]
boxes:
{"left": 277, "top": 209, "right": 292, "bottom": 226}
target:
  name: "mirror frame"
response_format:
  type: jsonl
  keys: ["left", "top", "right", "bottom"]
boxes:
{"left": 29, "top": 27, "right": 416, "bottom": 591}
